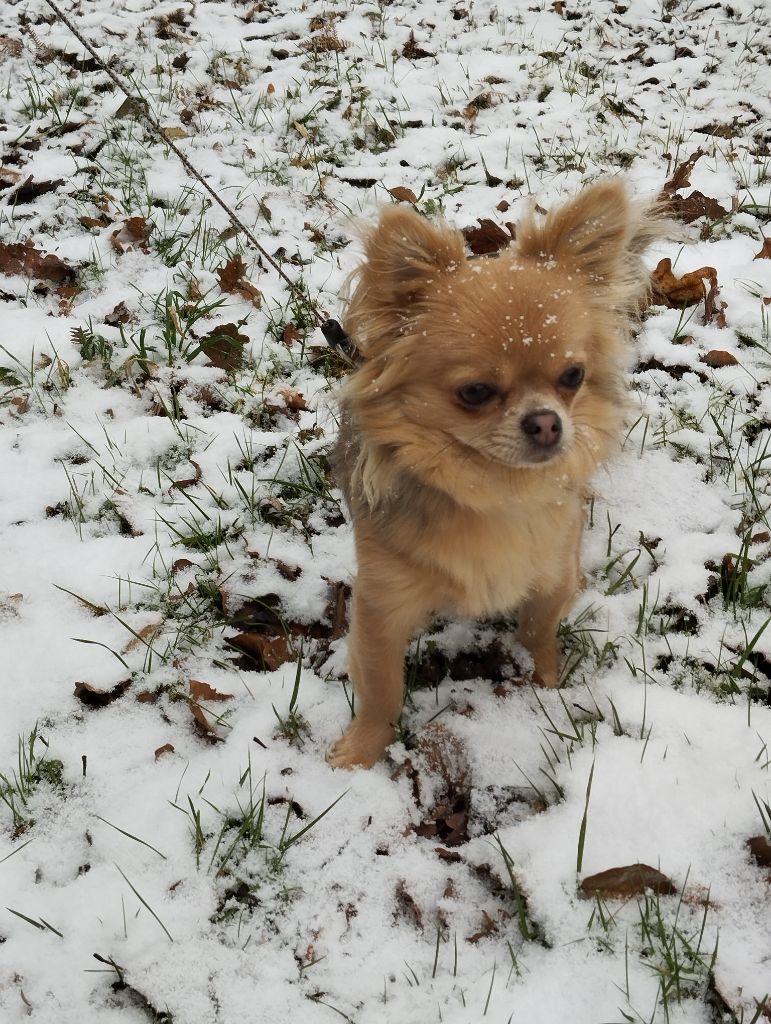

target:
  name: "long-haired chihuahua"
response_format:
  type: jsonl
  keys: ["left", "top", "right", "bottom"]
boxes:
{"left": 330, "top": 180, "right": 660, "bottom": 768}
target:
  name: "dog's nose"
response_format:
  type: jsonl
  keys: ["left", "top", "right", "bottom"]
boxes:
{"left": 521, "top": 410, "right": 562, "bottom": 447}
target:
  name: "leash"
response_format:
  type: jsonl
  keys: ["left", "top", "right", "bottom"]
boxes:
{"left": 39, "top": 0, "right": 354, "bottom": 353}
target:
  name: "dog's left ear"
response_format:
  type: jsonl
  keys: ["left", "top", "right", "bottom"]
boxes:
{"left": 516, "top": 179, "right": 663, "bottom": 308}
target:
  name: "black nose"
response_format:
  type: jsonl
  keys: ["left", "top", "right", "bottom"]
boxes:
{"left": 521, "top": 410, "right": 562, "bottom": 447}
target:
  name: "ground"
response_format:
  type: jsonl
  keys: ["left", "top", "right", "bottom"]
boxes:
{"left": 1, "top": 0, "right": 771, "bottom": 1022}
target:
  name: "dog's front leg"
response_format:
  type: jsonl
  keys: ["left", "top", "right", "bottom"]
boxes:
{"left": 518, "top": 512, "right": 583, "bottom": 687}
{"left": 328, "top": 576, "right": 428, "bottom": 769}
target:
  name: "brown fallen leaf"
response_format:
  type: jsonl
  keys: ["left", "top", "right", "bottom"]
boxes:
{"left": 111, "top": 217, "right": 151, "bottom": 253}
{"left": 665, "top": 191, "right": 729, "bottom": 224}
{"left": 702, "top": 349, "right": 738, "bottom": 368}
{"left": 200, "top": 323, "right": 249, "bottom": 370}
{"left": 225, "top": 632, "right": 294, "bottom": 671}
{"left": 161, "top": 126, "right": 188, "bottom": 140}
{"left": 74, "top": 679, "right": 131, "bottom": 708}
{"left": 122, "top": 622, "right": 161, "bottom": 653}
{"left": 580, "top": 864, "right": 677, "bottom": 899}
{"left": 747, "top": 835, "right": 771, "bottom": 867}
{"left": 323, "top": 580, "right": 350, "bottom": 640}
{"left": 388, "top": 186, "right": 418, "bottom": 205}
{"left": 171, "top": 459, "right": 202, "bottom": 490}
{"left": 402, "top": 31, "right": 434, "bottom": 59}
{"left": 300, "top": 33, "right": 348, "bottom": 52}
{"left": 0, "top": 240, "right": 76, "bottom": 284}
{"left": 9, "top": 176, "right": 65, "bottom": 205}
{"left": 278, "top": 387, "right": 308, "bottom": 413}
{"left": 104, "top": 301, "right": 131, "bottom": 326}
{"left": 154, "top": 743, "right": 175, "bottom": 760}
{"left": 651, "top": 258, "right": 717, "bottom": 308}
{"left": 189, "top": 678, "right": 234, "bottom": 737}
{"left": 462, "top": 218, "right": 513, "bottom": 256}
{"left": 215, "top": 255, "right": 262, "bottom": 308}
{"left": 663, "top": 148, "right": 705, "bottom": 194}
{"left": 754, "top": 238, "right": 771, "bottom": 260}
{"left": 0, "top": 35, "right": 23, "bottom": 58}
{"left": 281, "top": 323, "right": 303, "bottom": 348}
{"left": 395, "top": 880, "right": 424, "bottom": 929}
{"left": 190, "top": 679, "right": 234, "bottom": 702}
{"left": 467, "top": 909, "right": 501, "bottom": 944}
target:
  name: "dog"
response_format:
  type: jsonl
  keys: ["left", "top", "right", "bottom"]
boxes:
{"left": 329, "top": 179, "right": 661, "bottom": 768}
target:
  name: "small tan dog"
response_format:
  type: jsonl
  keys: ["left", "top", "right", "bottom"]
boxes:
{"left": 330, "top": 180, "right": 659, "bottom": 768}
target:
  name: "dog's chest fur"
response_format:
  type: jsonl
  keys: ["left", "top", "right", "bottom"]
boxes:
{"left": 367, "top": 475, "right": 582, "bottom": 618}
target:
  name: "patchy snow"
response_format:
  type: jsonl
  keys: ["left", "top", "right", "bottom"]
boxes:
{"left": 1, "top": 0, "right": 771, "bottom": 1022}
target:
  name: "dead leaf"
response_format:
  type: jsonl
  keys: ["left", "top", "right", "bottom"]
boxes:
{"left": 278, "top": 387, "right": 308, "bottom": 412}
{"left": 122, "top": 622, "right": 161, "bottom": 653}
{"left": 467, "top": 909, "right": 501, "bottom": 943}
{"left": 323, "top": 581, "right": 350, "bottom": 639}
{"left": 154, "top": 743, "right": 175, "bottom": 760}
{"left": 462, "top": 218, "right": 513, "bottom": 256}
{"left": 748, "top": 835, "right": 771, "bottom": 867}
{"left": 161, "top": 126, "right": 188, "bottom": 140}
{"left": 394, "top": 880, "right": 424, "bottom": 929}
{"left": 665, "top": 191, "right": 729, "bottom": 224}
{"left": 225, "top": 632, "right": 293, "bottom": 670}
{"left": 281, "top": 323, "right": 303, "bottom": 348}
{"left": 8, "top": 176, "right": 65, "bottom": 205}
{"left": 580, "top": 864, "right": 677, "bottom": 899}
{"left": 104, "top": 301, "right": 131, "bottom": 326}
{"left": 300, "top": 33, "right": 348, "bottom": 52}
{"left": 0, "top": 35, "right": 23, "bottom": 59}
{"left": 215, "top": 255, "right": 262, "bottom": 308}
{"left": 111, "top": 217, "right": 151, "bottom": 253}
{"left": 651, "top": 258, "right": 717, "bottom": 308}
{"left": 274, "top": 559, "right": 302, "bottom": 581}
{"left": 189, "top": 679, "right": 234, "bottom": 737}
{"left": 190, "top": 679, "right": 234, "bottom": 702}
{"left": 402, "top": 31, "right": 434, "bottom": 59}
{"left": 200, "top": 323, "right": 249, "bottom": 370}
{"left": 79, "top": 214, "right": 112, "bottom": 230}
{"left": 171, "top": 459, "right": 202, "bottom": 491}
{"left": 701, "top": 349, "right": 739, "bottom": 368}
{"left": 754, "top": 238, "right": 771, "bottom": 260}
{"left": 663, "top": 148, "right": 705, "bottom": 194}
{"left": 703, "top": 274, "right": 727, "bottom": 326}
{"left": 0, "top": 240, "right": 76, "bottom": 284}
{"left": 9, "top": 396, "right": 29, "bottom": 417}
{"left": 0, "top": 167, "right": 22, "bottom": 188}
{"left": 74, "top": 679, "right": 131, "bottom": 708}
{"left": 388, "top": 186, "right": 418, "bottom": 205}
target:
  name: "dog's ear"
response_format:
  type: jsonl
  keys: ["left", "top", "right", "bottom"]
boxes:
{"left": 516, "top": 179, "right": 663, "bottom": 307}
{"left": 360, "top": 206, "right": 465, "bottom": 304}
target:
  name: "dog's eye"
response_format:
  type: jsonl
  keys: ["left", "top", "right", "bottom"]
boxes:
{"left": 456, "top": 382, "right": 498, "bottom": 408}
{"left": 557, "top": 365, "right": 585, "bottom": 389}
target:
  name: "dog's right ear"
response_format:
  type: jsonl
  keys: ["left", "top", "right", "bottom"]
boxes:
{"left": 359, "top": 206, "right": 465, "bottom": 305}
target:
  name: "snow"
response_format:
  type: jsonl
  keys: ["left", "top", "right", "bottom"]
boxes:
{"left": 1, "top": 0, "right": 771, "bottom": 1021}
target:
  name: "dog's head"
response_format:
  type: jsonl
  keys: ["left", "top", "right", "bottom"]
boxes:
{"left": 342, "top": 180, "right": 661, "bottom": 505}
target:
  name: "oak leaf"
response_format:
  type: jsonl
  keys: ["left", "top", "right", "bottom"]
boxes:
{"left": 0, "top": 240, "right": 75, "bottom": 284}
{"left": 215, "top": 255, "right": 262, "bottom": 308}
{"left": 651, "top": 258, "right": 717, "bottom": 307}
{"left": 462, "top": 218, "right": 513, "bottom": 255}
{"left": 200, "top": 323, "right": 249, "bottom": 370}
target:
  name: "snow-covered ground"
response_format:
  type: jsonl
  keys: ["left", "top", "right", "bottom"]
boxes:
{"left": 1, "top": 0, "right": 771, "bottom": 1021}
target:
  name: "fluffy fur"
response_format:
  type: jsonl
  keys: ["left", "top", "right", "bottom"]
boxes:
{"left": 329, "top": 179, "right": 661, "bottom": 768}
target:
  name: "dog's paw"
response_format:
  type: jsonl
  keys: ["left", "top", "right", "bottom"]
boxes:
{"left": 327, "top": 720, "right": 394, "bottom": 769}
